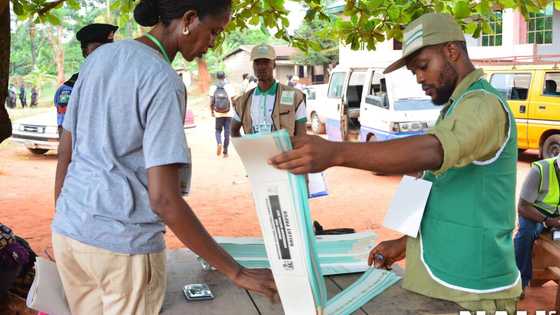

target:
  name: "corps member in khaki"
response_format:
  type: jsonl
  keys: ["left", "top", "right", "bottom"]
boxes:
{"left": 231, "top": 44, "right": 307, "bottom": 137}
{"left": 269, "top": 13, "right": 521, "bottom": 313}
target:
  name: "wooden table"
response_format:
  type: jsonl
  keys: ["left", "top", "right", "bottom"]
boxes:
{"left": 162, "top": 249, "right": 460, "bottom": 315}
{"left": 531, "top": 231, "right": 560, "bottom": 311}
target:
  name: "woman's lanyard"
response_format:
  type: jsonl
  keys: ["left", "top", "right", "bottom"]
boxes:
{"left": 145, "top": 33, "right": 171, "bottom": 64}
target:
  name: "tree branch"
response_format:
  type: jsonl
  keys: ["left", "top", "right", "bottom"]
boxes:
{"left": 37, "top": 0, "right": 66, "bottom": 16}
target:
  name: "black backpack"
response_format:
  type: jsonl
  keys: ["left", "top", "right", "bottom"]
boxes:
{"left": 213, "top": 82, "right": 231, "bottom": 113}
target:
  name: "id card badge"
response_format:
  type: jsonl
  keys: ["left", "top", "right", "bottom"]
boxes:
{"left": 280, "top": 91, "right": 295, "bottom": 105}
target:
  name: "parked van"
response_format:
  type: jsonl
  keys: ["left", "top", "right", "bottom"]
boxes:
{"left": 324, "top": 65, "right": 440, "bottom": 142}
{"left": 483, "top": 65, "right": 560, "bottom": 158}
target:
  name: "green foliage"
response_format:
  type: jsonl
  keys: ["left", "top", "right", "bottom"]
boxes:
{"left": 333, "top": 0, "right": 555, "bottom": 51}
{"left": 292, "top": 17, "right": 338, "bottom": 66}
{"left": 8, "top": 0, "right": 557, "bottom": 57}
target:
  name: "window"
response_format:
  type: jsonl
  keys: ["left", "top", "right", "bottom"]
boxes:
{"left": 347, "top": 71, "right": 366, "bottom": 108}
{"left": 543, "top": 72, "right": 560, "bottom": 97}
{"left": 482, "top": 11, "right": 503, "bottom": 46}
{"left": 527, "top": 4, "right": 554, "bottom": 44}
{"left": 366, "top": 73, "right": 388, "bottom": 108}
{"left": 490, "top": 73, "right": 532, "bottom": 100}
{"left": 328, "top": 72, "right": 345, "bottom": 98}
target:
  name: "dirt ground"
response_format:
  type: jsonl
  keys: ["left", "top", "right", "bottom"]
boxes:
{"left": 0, "top": 103, "right": 556, "bottom": 312}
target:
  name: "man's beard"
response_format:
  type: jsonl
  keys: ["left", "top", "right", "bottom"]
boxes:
{"left": 432, "top": 61, "right": 458, "bottom": 105}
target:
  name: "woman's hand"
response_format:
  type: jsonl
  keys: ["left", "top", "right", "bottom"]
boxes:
{"left": 231, "top": 268, "right": 278, "bottom": 302}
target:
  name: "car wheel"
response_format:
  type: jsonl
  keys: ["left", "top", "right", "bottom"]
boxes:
{"left": 310, "top": 112, "right": 325, "bottom": 134}
{"left": 541, "top": 134, "right": 560, "bottom": 159}
{"left": 28, "top": 148, "right": 48, "bottom": 155}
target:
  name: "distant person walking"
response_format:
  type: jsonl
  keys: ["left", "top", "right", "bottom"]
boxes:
{"left": 30, "top": 87, "right": 38, "bottom": 107}
{"left": 6, "top": 85, "right": 16, "bottom": 109}
{"left": 209, "top": 71, "right": 235, "bottom": 157}
{"left": 18, "top": 85, "right": 26, "bottom": 108}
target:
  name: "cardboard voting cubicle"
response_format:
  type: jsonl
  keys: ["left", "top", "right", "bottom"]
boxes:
{"left": 200, "top": 231, "right": 378, "bottom": 276}
{"left": 232, "top": 130, "right": 399, "bottom": 315}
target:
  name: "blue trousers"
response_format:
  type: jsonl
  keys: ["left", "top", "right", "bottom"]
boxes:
{"left": 514, "top": 215, "right": 545, "bottom": 287}
{"left": 215, "top": 117, "right": 232, "bottom": 154}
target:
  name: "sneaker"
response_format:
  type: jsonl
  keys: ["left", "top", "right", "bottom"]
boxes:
{"left": 223, "top": 152, "right": 229, "bottom": 158}
{"left": 216, "top": 144, "right": 222, "bottom": 156}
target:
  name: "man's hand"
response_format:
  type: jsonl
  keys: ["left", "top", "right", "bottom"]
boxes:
{"left": 368, "top": 236, "right": 407, "bottom": 270}
{"left": 232, "top": 268, "right": 278, "bottom": 301}
{"left": 545, "top": 217, "right": 560, "bottom": 228}
{"left": 268, "top": 135, "right": 340, "bottom": 174}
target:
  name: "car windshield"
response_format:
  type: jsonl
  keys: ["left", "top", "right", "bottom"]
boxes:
{"left": 393, "top": 98, "right": 439, "bottom": 111}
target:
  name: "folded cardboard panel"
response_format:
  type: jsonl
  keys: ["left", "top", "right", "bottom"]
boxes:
{"left": 232, "top": 131, "right": 399, "bottom": 315}
{"left": 207, "top": 232, "right": 376, "bottom": 276}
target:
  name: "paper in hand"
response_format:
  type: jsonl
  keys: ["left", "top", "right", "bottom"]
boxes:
{"left": 383, "top": 175, "right": 432, "bottom": 238}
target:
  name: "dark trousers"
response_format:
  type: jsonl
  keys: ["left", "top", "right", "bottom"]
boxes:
{"left": 514, "top": 215, "right": 545, "bottom": 287}
{"left": 215, "top": 117, "right": 232, "bottom": 154}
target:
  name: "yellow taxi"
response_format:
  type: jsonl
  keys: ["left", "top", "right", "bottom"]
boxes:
{"left": 483, "top": 64, "right": 560, "bottom": 158}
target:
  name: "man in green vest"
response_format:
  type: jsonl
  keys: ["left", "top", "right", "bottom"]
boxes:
{"left": 231, "top": 44, "right": 307, "bottom": 137}
{"left": 514, "top": 157, "right": 560, "bottom": 296}
{"left": 269, "top": 13, "right": 521, "bottom": 312}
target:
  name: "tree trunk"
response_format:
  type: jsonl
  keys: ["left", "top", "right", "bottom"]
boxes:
{"left": 0, "top": 2, "right": 12, "bottom": 143}
{"left": 48, "top": 25, "right": 65, "bottom": 84}
{"left": 29, "top": 21, "right": 37, "bottom": 70}
{"left": 196, "top": 57, "right": 210, "bottom": 93}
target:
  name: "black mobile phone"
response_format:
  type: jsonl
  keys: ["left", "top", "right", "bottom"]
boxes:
{"left": 183, "top": 283, "right": 214, "bottom": 301}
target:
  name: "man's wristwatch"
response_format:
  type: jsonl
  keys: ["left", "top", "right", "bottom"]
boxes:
{"left": 543, "top": 215, "right": 550, "bottom": 229}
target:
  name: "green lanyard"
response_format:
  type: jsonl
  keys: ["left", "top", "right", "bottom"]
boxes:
{"left": 145, "top": 33, "right": 171, "bottom": 64}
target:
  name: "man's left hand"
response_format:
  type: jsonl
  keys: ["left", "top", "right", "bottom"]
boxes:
{"left": 268, "top": 135, "right": 339, "bottom": 174}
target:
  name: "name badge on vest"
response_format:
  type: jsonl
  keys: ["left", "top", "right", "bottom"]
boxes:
{"left": 280, "top": 91, "right": 295, "bottom": 106}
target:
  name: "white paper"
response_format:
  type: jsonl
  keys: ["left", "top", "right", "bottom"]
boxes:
{"left": 553, "top": 230, "right": 560, "bottom": 241}
{"left": 308, "top": 172, "right": 328, "bottom": 198}
{"left": 383, "top": 175, "right": 432, "bottom": 238}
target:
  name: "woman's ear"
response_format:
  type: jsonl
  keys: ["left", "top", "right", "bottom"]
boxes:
{"left": 182, "top": 10, "right": 199, "bottom": 34}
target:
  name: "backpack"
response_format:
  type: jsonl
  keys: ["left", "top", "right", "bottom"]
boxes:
{"left": 213, "top": 82, "right": 231, "bottom": 113}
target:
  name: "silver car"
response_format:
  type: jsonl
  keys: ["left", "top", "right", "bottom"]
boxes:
{"left": 11, "top": 109, "right": 59, "bottom": 155}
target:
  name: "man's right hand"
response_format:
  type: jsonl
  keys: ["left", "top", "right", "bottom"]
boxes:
{"left": 269, "top": 135, "right": 340, "bottom": 174}
{"left": 368, "top": 236, "right": 407, "bottom": 269}
{"left": 545, "top": 217, "right": 560, "bottom": 228}
{"left": 231, "top": 268, "right": 278, "bottom": 301}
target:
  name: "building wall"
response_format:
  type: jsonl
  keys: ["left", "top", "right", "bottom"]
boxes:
{"left": 338, "top": 8, "right": 560, "bottom": 67}
{"left": 276, "top": 65, "right": 295, "bottom": 85}
{"left": 223, "top": 51, "right": 252, "bottom": 88}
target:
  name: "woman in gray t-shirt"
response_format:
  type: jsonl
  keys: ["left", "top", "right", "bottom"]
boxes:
{"left": 52, "top": 1, "right": 276, "bottom": 313}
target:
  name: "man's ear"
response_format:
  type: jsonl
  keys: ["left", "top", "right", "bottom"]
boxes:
{"left": 442, "top": 42, "right": 461, "bottom": 63}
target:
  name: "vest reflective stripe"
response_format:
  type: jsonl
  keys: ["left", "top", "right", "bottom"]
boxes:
{"left": 533, "top": 158, "right": 560, "bottom": 215}
{"left": 420, "top": 78, "right": 520, "bottom": 292}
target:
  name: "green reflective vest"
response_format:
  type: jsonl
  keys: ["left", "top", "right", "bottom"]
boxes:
{"left": 421, "top": 79, "right": 520, "bottom": 292}
{"left": 532, "top": 158, "right": 560, "bottom": 216}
